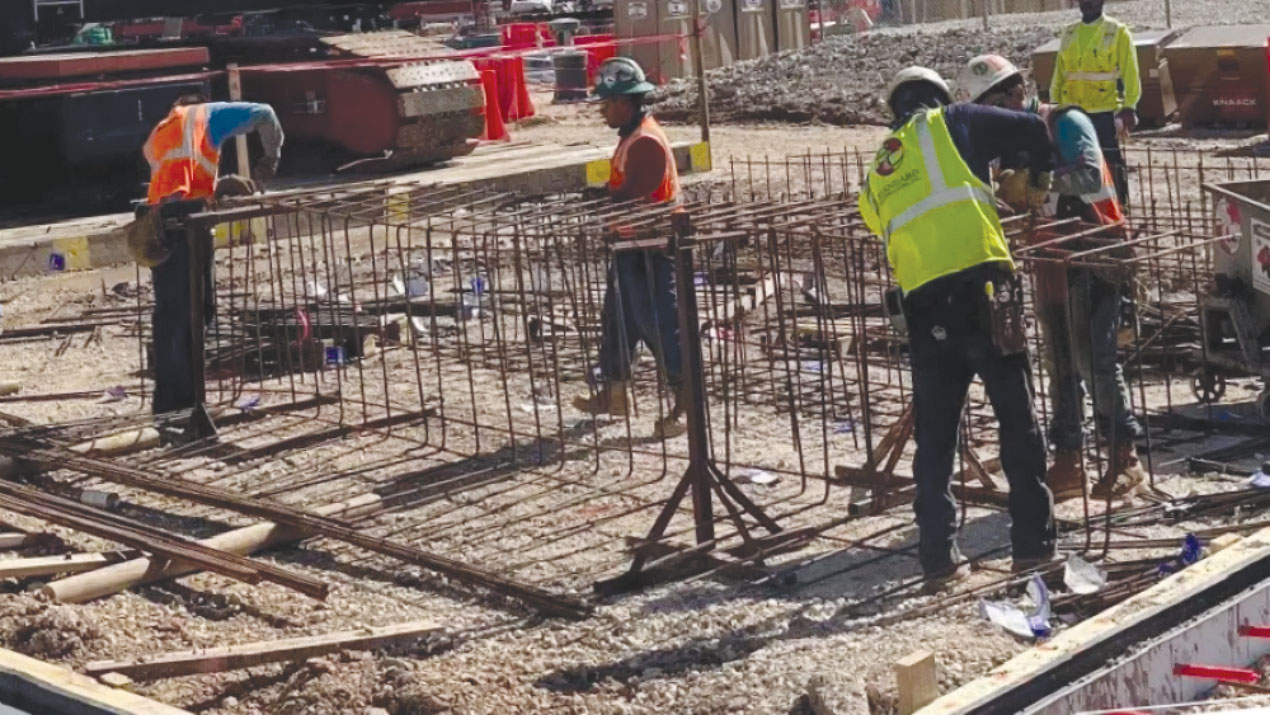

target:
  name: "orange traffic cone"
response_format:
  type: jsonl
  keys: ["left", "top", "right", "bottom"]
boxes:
{"left": 479, "top": 69, "right": 508, "bottom": 142}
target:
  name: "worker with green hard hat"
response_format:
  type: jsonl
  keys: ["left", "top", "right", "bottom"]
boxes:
{"left": 573, "top": 56, "right": 686, "bottom": 440}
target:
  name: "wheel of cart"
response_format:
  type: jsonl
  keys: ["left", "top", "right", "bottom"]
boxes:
{"left": 1190, "top": 366, "right": 1228, "bottom": 404}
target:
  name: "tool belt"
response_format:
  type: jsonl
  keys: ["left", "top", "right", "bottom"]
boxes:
{"left": 986, "top": 271, "right": 1027, "bottom": 356}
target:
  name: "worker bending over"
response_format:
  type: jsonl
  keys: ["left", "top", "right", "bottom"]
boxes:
{"left": 1050, "top": 0, "right": 1140, "bottom": 203}
{"left": 860, "top": 67, "right": 1057, "bottom": 590}
{"left": 573, "top": 58, "right": 685, "bottom": 439}
{"left": 961, "top": 54, "right": 1146, "bottom": 500}
{"left": 140, "top": 94, "right": 282, "bottom": 436}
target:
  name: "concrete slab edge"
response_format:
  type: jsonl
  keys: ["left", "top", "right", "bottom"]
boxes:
{"left": 0, "top": 142, "right": 710, "bottom": 281}
{"left": 920, "top": 526, "right": 1270, "bottom": 714}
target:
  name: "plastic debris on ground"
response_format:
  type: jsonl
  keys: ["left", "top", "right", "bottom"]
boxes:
{"left": 97, "top": 386, "right": 127, "bottom": 404}
{"left": 1063, "top": 554, "right": 1107, "bottom": 595}
{"left": 1158, "top": 533, "right": 1204, "bottom": 577}
{"left": 234, "top": 394, "right": 262, "bottom": 412}
{"left": 733, "top": 468, "right": 779, "bottom": 486}
{"left": 979, "top": 574, "right": 1051, "bottom": 639}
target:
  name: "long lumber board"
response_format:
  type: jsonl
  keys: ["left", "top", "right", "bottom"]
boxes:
{"left": 84, "top": 620, "right": 442, "bottom": 681}
{"left": 920, "top": 524, "right": 1270, "bottom": 713}
{"left": 0, "top": 647, "right": 189, "bottom": 714}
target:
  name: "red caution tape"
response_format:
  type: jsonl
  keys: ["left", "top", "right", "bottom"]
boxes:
{"left": 1239, "top": 624, "right": 1270, "bottom": 638}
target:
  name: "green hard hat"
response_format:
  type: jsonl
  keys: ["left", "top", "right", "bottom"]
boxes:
{"left": 592, "top": 57, "right": 656, "bottom": 100}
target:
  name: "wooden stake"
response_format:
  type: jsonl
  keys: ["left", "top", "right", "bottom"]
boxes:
{"left": 0, "top": 551, "right": 134, "bottom": 579}
{"left": 895, "top": 650, "right": 938, "bottom": 715}
{"left": 227, "top": 63, "right": 251, "bottom": 180}
{"left": 84, "top": 620, "right": 442, "bottom": 680}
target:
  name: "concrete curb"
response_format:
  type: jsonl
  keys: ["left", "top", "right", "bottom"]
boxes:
{"left": 0, "top": 141, "right": 711, "bottom": 281}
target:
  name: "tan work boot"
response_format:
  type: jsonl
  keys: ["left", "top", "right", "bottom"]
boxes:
{"left": 652, "top": 385, "right": 687, "bottom": 440}
{"left": 1046, "top": 450, "right": 1085, "bottom": 502}
{"left": 1091, "top": 443, "right": 1146, "bottom": 500}
{"left": 921, "top": 563, "right": 971, "bottom": 594}
{"left": 572, "top": 382, "right": 629, "bottom": 416}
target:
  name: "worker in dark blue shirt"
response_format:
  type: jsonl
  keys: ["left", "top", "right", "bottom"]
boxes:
{"left": 861, "top": 67, "right": 1058, "bottom": 591}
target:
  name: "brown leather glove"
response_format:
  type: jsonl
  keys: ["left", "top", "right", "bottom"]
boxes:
{"left": 997, "top": 169, "right": 1030, "bottom": 212}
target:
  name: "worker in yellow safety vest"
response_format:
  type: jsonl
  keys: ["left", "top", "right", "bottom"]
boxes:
{"left": 138, "top": 93, "right": 283, "bottom": 442}
{"left": 859, "top": 67, "right": 1058, "bottom": 591}
{"left": 962, "top": 54, "right": 1147, "bottom": 502}
{"left": 1050, "top": 0, "right": 1140, "bottom": 204}
{"left": 572, "top": 57, "right": 686, "bottom": 440}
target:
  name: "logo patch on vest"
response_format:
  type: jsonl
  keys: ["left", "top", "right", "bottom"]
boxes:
{"left": 875, "top": 138, "right": 905, "bottom": 177}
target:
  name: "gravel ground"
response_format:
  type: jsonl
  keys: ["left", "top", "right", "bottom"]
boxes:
{"left": 652, "top": 0, "right": 1270, "bottom": 127}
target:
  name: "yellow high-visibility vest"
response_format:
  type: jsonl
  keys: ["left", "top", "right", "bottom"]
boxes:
{"left": 859, "top": 107, "right": 1012, "bottom": 295}
{"left": 1051, "top": 15, "right": 1140, "bottom": 114}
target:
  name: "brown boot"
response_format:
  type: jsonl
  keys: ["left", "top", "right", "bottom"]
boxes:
{"left": 572, "top": 382, "right": 628, "bottom": 416}
{"left": 1046, "top": 451, "right": 1085, "bottom": 502}
{"left": 1092, "top": 443, "right": 1146, "bottom": 499}
{"left": 652, "top": 385, "right": 687, "bottom": 440}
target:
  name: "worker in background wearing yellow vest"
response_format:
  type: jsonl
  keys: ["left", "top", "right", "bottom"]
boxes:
{"left": 139, "top": 93, "right": 282, "bottom": 442}
{"left": 859, "top": 67, "right": 1058, "bottom": 592}
{"left": 573, "top": 58, "right": 686, "bottom": 440}
{"left": 1050, "top": 0, "right": 1140, "bottom": 204}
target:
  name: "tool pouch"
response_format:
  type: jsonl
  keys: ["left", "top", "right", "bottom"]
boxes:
{"left": 883, "top": 286, "right": 908, "bottom": 337}
{"left": 987, "top": 273, "right": 1027, "bottom": 356}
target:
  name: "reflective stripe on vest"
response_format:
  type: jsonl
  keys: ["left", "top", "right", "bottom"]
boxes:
{"left": 609, "top": 114, "right": 680, "bottom": 204}
{"left": 145, "top": 105, "right": 220, "bottom": 204}
{"left": 862, "top": 108, "right": 1012, "bottom": 294}
{"left": 1056, "top": 18, "right": 1125, "bottom": 113}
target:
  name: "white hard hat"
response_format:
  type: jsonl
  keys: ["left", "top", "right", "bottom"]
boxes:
{"left": 958, "top": 54, "right": 1023, "bottom": 103}
{"left": 886, "top": 66, "right": 952, "bottom": 107}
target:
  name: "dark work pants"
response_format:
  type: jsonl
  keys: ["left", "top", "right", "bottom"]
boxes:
{"left": 149, "top": 202, "right": 214, "bottom": 416}
{"left": 905, "top": 265, "right": 1056, "bottom": 575}
{"left": 1089, "top": 111, "right": 1129, "bottom": 205}
{"left": 597, "top": 250, "right": 682, "bottom": 388}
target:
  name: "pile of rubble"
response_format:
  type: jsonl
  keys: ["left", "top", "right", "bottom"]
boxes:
{"left": 654, "top": 26, "right": 1057, "bottom": 126}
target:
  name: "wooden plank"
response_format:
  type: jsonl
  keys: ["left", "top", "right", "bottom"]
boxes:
{"left": 83, "top": 620, "right": 443, "bottom": 680}
{"left": 0, "top": 533, "right": 31, "bottom": 549}
{"left": 895, "top": 650, "right": 937, "bottom": 715}
{"left": 0, "top": 551, "right": 134, "bottom": 579}
{"left": 0, "top": 647, "right": 190, "bottom": 714}
{"left": 398, "top": 85, "right": 484, "bottom": 118}
{"left": 923, "top": 524, "right": 1270, "bottom": 713}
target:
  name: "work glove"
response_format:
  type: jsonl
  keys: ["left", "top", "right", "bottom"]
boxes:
{"left": 214, "top": 175, "right": 257, "bottom": 200}
{"left": 253, "top": 157, "right": 279, "bottom": 187}
{"left": 996, "top": 169, "right": 1030, "bottom": 212}
{"left": 1027, "top": 171, "right": 1053, "bottom": 212}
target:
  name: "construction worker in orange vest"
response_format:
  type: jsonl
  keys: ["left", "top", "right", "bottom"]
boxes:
{"left": 961, "top": 54, "right": 1146, "bottom": 501}
{"left": 573, "top": 57, "right": 685, "bottom": 439}
{"left": 140, "top": 93, "right": 283, "bottom": 439}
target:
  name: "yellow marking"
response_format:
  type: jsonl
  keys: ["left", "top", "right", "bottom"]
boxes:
{"left": 585, "top": 159, "right": 612, "bottom": 187}
{"left": 52, "top": 236, "right": 90, "bottom": 271}
{"left": 689, "top": 141, "right": 712, "bottom": 172}
{"left": 213, "top": 218, "right": 267, "bottom": 248}
{"left": 386, "top": 192, "right": 411, "bottom": 225}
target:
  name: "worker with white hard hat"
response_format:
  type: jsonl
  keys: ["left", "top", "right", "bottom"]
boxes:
{"left": 859, "top": 66, "right": 1058, "bottom": 592}
{"left": 961, "top": 54, "right": 1146, "bottom": 502}
{"left": 1050, "top": 0, "right": 1140, "bottom": 203}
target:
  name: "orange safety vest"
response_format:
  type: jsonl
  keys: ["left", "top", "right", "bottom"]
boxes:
{"left": 609, "top": 114, "right": 680, "bottom": 204}
{"left": 143, "top": 104, "right": 220, "bottom": 205}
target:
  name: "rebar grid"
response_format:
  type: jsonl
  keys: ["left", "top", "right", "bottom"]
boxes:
{"left": 1, "top": 147, "right": 1266, "bottom": 621}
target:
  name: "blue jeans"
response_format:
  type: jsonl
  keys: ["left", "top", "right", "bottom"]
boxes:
{"left": 1041, "top": 270, "right": 1140, "bottom": 452}
{"left": 597, "top": 250, "right": 682, "bottom": 388}
{"left": 905, "top": 265, "right": 1056, "bottom": 575}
